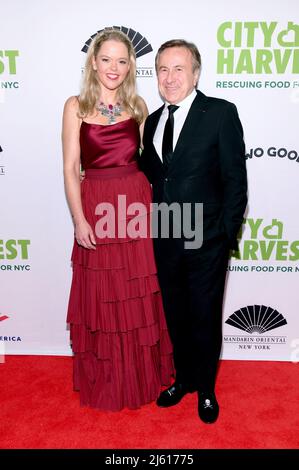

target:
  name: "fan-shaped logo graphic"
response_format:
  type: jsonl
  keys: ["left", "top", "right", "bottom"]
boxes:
{"left": 82, "top": 26, "right": 153, "bottom": 58}
{"left": 225, "top": 305, "right": 287, "bottom": 334}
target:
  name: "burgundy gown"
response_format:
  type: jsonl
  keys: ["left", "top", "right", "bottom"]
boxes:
{"left": 67, "top": 118, "right": 174, "bottom": 411}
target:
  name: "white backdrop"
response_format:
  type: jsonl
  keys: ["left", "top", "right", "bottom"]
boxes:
{"left": 1, "top": 0, "right": 298, "bottom": 361}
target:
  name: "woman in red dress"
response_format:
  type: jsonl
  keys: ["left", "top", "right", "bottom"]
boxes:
{"left": 62, "top": 29, "right": 173, "bottom": 411}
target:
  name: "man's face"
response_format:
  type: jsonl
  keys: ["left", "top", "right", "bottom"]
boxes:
{"left": 156, "top": 46, "right": 199, "bottom": 104}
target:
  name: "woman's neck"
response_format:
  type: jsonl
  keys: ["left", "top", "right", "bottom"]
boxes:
{"left": 99, "top": 92, "right": 119, "bottom": 105}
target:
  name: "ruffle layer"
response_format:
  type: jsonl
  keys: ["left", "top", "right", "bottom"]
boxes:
{"left": 71, "top": 235, "right": 157, "bottom": 274}
{"left": 81, "top": 170, "right": 153, "bottom": 246}
{"left": 73, "top": 338, "right": 174, "bottom": 411}
{"left": 67, "top": 263, "right": 161, "bottom": 312}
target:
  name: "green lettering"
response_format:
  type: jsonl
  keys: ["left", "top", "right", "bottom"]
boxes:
{"left": 5, "top": 50, "right": 19, "bottom": 74}
{"left": 277, "top": 22, "right": 299, "bottom": 47}
{"left": 259, "top": 241, "right": 275, "bottom": 260}
{"left": 0, "top": 51, "right": 4, "bottom": 74}
{"left": 6, "top": 240, "right": 18, "bottom": 260}
{"left": 275, "top": 241, "right": 288, "bottom": 260}
{"left": 260, "top": 22, "right": 277, "bottom": 47}
{"left": 262, "top": 219, "right": 283, "bottom": 239}
{"left": 243, "top": 240, "right": 259, "bottom": 260}
{"left": 217, "top": 22, "right": 232, "bottom": 47}
{"left": 244, "top": 22, "right": 259, "bottom": 47}
{"left": 293, "top": 49, "right": 299, "bottom": 73}
{"left": 246, "top": 218, "right": 263, "bottom": 239}
{"left": 274, "top": 49, "right": 292, "bottom": 73}
{"left": 18, "top": 240, "right": 30, "bottom": 259}
{"left": 235, "top": 50, "right": 254, "bottom": 74}
{"left": 234, "top": 22, "right": 242, "bottom": 47}
{"left": 217, "top": 49, "right": 234, "bottom": 73}
{"left": 289, "top": 241, "right": 299, "bottom": 261}
{"left": 256, "top": 50, "right": 272, "bottom": 73}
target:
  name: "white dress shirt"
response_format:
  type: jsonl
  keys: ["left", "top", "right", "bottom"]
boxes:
{"left": 153, "top": 89, "right": 197, "bottom": 161}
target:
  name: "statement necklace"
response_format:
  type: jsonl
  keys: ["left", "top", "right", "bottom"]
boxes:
{"left": 96, "top": 101, "right": 123, "bottom": 124}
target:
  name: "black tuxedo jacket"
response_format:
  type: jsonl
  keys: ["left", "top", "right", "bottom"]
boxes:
{"left": 140, "top": 90, "right": 247, "bottom": 249}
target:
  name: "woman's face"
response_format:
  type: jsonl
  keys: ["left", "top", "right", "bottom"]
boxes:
{"left": 93, "top": 39, "right": 130, "bottom": 92}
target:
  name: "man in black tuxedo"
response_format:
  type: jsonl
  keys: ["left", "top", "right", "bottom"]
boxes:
{"left": 140, "top": 39, "right": 247, "bottom": 423}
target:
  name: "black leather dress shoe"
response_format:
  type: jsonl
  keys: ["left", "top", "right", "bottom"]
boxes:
{"left": 156, "top": 382, "right": 191, "bottom": 407}
{"left": 198, "top": 391, "right": 219, "bottom": 424}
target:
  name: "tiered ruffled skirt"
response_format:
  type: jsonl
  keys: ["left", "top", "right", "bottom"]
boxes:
{"left": 67, "top": 168, "right": 174, "bottom": 411}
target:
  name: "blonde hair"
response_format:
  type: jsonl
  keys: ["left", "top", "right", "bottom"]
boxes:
{"left": 78, "top": 29, "right": 144, "bottom": 124}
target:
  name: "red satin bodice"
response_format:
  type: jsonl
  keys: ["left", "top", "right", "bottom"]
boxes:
{"left": 80, "top": 118, "right": 140, "bottom": 169}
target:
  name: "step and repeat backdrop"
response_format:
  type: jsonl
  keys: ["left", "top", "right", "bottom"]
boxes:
{"left": 1, "top": 0, "right": 298, "bottom": 361}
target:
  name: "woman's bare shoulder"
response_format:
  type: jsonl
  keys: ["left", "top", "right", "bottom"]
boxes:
{"left": 64, "top": 95, "right": 80, "bottom": 109}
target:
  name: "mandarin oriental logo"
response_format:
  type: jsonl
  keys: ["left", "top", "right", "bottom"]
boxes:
{"left": 224, "top": 305, "right": 288, "bottom": 352}
{"left": 82, "top": 26, "right": 154, "bottom": 78}
{"left": 225, "top": 305, "right": 287, "bottom": 333}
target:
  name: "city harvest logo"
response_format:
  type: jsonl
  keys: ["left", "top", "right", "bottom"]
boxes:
{"left": 216, "top": 21, "right": 299, "bottom": 90}
{"left": 82, "top": 26, "right": 154, "bottom": 78}
{"left": 229, "top": 218, "right": 299, "bottom": 269}
{"left": 0, "top": 239, "right": 31, "bottom": 272}
{"left": 0, "top": 49, "right": 20, "bottom": 91}
{"left": 224, "top": 304, "right": 287, "bottom": 351}
{"left": 246, "top": 146, "right": 299, "bottom": 164}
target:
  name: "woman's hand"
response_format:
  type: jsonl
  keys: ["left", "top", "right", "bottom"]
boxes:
{"left": 74, "top": 219, "right": 96, "bottom": 250}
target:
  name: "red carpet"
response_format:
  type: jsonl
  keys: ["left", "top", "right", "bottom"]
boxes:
{"left": 0, "top": 356, "right": 298, "bottom": 449}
